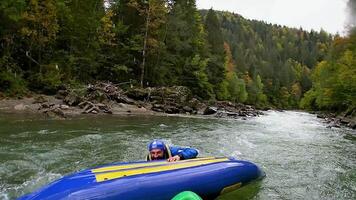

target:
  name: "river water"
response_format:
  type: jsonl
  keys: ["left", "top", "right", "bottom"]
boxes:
{"left": 0, "top": 111, "right": 355, "bottom": 200}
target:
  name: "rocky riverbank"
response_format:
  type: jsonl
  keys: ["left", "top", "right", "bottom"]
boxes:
{"left": 0, "top": 82, "right": 262, "bottom": 119}
{"left": 315, "top": 111, "right": 356, "bottom": 130}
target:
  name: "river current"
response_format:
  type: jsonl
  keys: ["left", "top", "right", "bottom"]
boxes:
{"left": 0, "top": 111, "right": 355, "bottom": 200}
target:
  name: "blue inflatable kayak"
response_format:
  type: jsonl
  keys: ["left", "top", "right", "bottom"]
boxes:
{"left": 18, "top": 157, "right": 264, "bottom": 200}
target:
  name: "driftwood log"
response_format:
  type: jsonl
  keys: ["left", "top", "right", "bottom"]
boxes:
{"left": 79, "top": 101, "right": 112, "bottom": 114}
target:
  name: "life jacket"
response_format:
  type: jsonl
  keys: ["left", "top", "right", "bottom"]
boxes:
{"left": 146, "top": 144, "right": 172, "bottom": 161}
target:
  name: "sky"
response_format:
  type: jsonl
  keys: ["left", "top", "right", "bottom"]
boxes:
{"left": 196, "top": 0, "right": 349, "bottom": 35}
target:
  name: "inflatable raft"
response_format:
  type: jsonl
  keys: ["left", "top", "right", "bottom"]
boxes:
{"left": 18, "top": 157, "right": 264, "bottom": 200}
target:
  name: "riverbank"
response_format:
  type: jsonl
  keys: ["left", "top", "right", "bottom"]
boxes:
{"left": 314, "top": 111, "right": 356, "bottom": 130}
{"left": 0, "top": 82, "right": 262, "bottom": 120}
{"left": 1, "top": 82, "right": 354, "bottom": 130}
{"left": 0, "top": 95, "right": 156, "bottom": 118}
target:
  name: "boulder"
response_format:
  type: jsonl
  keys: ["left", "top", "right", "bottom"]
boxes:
{"left": 203, "top": 107, "right": 218, "bottom": 115}
{"left": 164, "top": 105, "right": 180, "bottom": 114}
{"left": 183, "top": 106, "right": 193, "bottom": 113}
{"left": 152, "top": 104, "right": 165, "bottom": 112}
{"left": 339, "top": 117, "right": 350, "bottom": 125}
{"left": 348, "top": 122, "right": 356, "bottom": 129}
{"left": 14, "top": 104, "right": 28, "bottom": 111}
{"left": 317, "top": 114, "right": 325, "bottom": 119}
{"left": 60, "top": 105, "right": 70, "bottom": 110}
{"left": 238, "top": 111, "right": 247, "bottom": 117}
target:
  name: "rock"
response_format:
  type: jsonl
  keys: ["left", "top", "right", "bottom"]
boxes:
{"left": 317, "top": 114, "right": 325, "bottom": 119}
{"left": 152, "top": 104, "right": 164, "bottom": 112}
{"left": 118, "top": 103, "right": 127, "bottom": 108}
{"left": 348, "top": 122, "right": 356, "bottom": 129}
{"left": 14, "top": 104, "right": 28, "bottom": 111}
{"left": 183, "top": 106, "right": 193, "bottom": 113}
{"left": 165, "top": 105, "right": 180, "bottom": 114}
{"left": 216, "top": 112, "right": 225, "bottom": 118}
{"left": 226, "top": 112, "right": 238, "bottom": 117}
{"left": 197, "top": 106, "right": 207, "bottom": 115}
{"left": 238, "top": 111, "right": 247, "bottom": 117}
{"left": 331, "top": 124, "right": 341, "bottom": 128}
{"left": 203, "top": 107, "right": 218, "bottom": 115}
{"left": 261, "top": 107, "right": 270, "bottom": 111}
{"left": 165, "top": 101, "right": 179, "bottom": 108}
{"left": 39, "top": 103, "right": 51, "bottom": 109}
{"left": 52, "top": 108, "right": 65, "bottom": 118}
{"left": 339, "top": 118, "right": 350, "bottom": 125}
{"left": 60, "top": 105, "right": 70, "bottom": 110}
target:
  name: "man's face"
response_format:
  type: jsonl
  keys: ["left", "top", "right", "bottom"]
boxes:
{"left": 150, "top": 148, "right": 164, "bottom": 160}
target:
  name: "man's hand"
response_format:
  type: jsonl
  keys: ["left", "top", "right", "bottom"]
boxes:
{"left": 167, "top": 155, "right": 181, "bottom": 162}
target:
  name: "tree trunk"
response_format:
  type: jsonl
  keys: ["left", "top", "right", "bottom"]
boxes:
{"left": 141, "top": 3, "right": 150, "bottom": 88}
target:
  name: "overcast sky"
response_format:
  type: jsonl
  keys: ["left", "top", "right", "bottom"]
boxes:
{"left": 196, "top": 0, "right": 349, "bottom": 35}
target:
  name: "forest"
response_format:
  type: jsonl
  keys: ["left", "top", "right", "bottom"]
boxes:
{"left": 0, "top": 0, "right": 354, "bottom": 113}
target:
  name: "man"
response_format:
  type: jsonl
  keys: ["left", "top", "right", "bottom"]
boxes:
{"left": 147, "top": 139, "right": 198, "bottom": 162}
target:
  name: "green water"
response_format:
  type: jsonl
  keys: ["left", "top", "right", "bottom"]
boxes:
{"left": 0, "top": 111, "right": 355, "bottom": 200}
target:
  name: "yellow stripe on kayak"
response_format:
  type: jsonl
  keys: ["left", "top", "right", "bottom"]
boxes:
{"left": 95, "top": 158, "right": 229, "bottom": 182}
{"left": 92, "top": 157, "right": 216, "bottom": 173}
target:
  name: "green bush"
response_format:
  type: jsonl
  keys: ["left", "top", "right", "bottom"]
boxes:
{"left": 28, "top": 64, "right": 62, "bottom": 94}
{"left": 299, "top": 89, "right": 318, "bottom": 110}
{"left": 0, "top": 70, "right": 28, "bottom": 97}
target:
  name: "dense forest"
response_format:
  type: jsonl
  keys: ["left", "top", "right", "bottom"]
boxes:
{"left": 0, "top": 0, "right": 354, "bottom": 112}
{"left": 301, "top": 30, "right": 356, "bottom": 114}
{"left": 201, "top": 10, "right": 333, "bottom": 108}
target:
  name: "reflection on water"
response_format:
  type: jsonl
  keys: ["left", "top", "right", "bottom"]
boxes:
{"left": 0, "top": 111, "right": 355, "bottom": 199}
{"left": 217, "top": 181, "right": 262, "bottom": 200}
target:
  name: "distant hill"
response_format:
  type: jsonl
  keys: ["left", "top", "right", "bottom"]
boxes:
{"left": 200, "top": 9, "right": 333, "bottom": 108}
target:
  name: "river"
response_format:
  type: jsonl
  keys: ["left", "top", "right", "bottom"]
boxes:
{"left": 0, "top": 111, "right": 355, "bottom": 200}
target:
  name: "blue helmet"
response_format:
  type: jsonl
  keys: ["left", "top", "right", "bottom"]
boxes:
{"left": 148, "top": 140, "right": 166, "bottom": 151}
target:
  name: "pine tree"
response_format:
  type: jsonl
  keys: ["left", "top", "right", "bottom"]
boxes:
{"left": 204, "top": 9, "right": 226, "bottom": 97}
{"left": 164, "top": 0, "right": 212, "bottom": 98}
